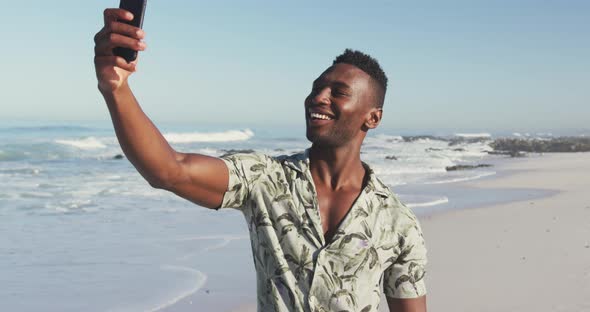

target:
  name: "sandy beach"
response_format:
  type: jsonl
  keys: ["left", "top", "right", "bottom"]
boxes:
{"left": 423, "top": 153, "right": 590, "bottom": 312}
{"left": 166, "top": 152, "right": 590, "bottom": 312}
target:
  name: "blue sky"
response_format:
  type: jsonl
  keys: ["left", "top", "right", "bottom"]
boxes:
{"left": 0, "top": 0, "right": 588, "bottom": 132}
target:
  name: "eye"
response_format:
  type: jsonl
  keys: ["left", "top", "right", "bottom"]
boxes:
{"left": 332, "top": 89, "right": 348, "bottom": 97}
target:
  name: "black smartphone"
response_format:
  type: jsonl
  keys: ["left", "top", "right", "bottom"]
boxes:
{"left": 113, "top": 0, "right": 147, "bottom": 63}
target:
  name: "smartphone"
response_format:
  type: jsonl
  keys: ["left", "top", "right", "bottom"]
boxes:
{"left": 113, "top": 0, "right": 147, "bottom": 63}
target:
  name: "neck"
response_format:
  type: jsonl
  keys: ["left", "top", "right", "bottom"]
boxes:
{"left": 309, "top": 140, "right": 366, "bottom": 191}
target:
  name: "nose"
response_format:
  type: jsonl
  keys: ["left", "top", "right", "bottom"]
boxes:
{"left": 310, "top": 87, "right": 331, "bottom": 105}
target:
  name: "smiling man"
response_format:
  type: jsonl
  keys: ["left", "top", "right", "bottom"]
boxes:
{"left": 94, "top": 8, "right": 427, "bottom": 312}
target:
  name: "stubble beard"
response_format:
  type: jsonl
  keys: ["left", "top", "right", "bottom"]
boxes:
{"left": 306, "top": 121, "right": 357, "bottom": 148}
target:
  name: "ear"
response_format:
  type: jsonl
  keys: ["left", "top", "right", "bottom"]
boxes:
{"left": 364, "top": 107, "right": 382, "bottom": 130}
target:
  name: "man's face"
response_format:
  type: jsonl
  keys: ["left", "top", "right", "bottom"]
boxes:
{"left": 304, "top": 63, "right": 376, "bottom": 147}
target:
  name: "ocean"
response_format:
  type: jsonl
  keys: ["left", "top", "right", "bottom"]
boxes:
{"left": 0, "top": 121, "right": 560, "bottom": 311}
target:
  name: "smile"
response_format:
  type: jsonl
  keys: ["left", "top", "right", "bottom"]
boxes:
{"left": 309, "top": 112, "right": 334, "bottom": 120}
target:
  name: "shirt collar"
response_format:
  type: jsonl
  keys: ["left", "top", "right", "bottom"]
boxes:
{"left": 281, "top": 148, "right": 390, "bottom": 198}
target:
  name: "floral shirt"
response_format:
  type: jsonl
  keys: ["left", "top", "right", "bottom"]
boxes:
{"left": 219, "top": 149, "right": 427, "bottom": 312}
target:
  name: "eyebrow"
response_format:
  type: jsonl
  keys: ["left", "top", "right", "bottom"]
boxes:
{"left": 332, "top": 81, "right": 351, "bottom": 90}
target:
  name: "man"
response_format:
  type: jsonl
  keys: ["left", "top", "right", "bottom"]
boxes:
{"left": 94, "top": 8, "right": 427, "bottom": 312}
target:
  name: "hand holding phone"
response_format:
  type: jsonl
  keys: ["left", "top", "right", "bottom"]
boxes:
{"left": 93, "top": 5, "right": 147, "bottom": 92}
{"left": 113, "top": 0, "right": 147, "bottom": 63}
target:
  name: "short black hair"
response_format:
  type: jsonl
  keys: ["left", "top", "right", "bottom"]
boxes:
{"left": 333, "top": 49, "right": 388, "bottom": 108}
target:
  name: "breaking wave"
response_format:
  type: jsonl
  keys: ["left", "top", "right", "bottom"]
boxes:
{"left": 55, "top": 137, "right": 107, "bottom": 150}
{"left": 454, "top": 133, "right": 492, "bottom": 138}
{"left": 147, "top": 266, "right": 207, "bottom": 312}
{"left": 406, "top": 197, "right": 449, "bottom": 208}
{"left": 164, "top": 129, "right": 254, "bottom": 143}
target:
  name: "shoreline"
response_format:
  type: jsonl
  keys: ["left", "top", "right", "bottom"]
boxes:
{"left": 161, "top": 152, "right": 590, "bottom": 312}
{"left": 396, "top": 152, "right": 561, "bottom": 217}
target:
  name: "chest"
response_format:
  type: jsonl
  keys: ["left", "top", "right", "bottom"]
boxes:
{"left": 314, "top": 184, "right": 363, "bottom": 242}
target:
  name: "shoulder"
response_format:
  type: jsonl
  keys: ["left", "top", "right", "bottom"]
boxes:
{"left": 220, "top": 150, "right": 305, "bottom": 175}
{"left": 370, "top": 175, "right": 421, "bottom": 231}
{"left": 220, "top": 149, "right": 270, "bottom": 163}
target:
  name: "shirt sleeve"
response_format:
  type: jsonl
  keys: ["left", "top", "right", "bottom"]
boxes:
{"left": 218, "top": 152, "right": 269, "bottom": 210}
{"left": 383, "top": 207, "right": 428, "bottom": 299}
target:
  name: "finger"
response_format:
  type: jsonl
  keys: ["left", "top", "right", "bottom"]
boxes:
{"left": 106, "top": 21, "right": 145, "bottom": 40}
{"left": 93, "top": 27, "right": 108, "bottom": 45}
{"left": 130, "top": 55, "right": 140, "bottom": 69}
{"left": 95, "top": 55, "right": 137, "bottom": 72}
{"left": 95, "top": 33, "right": 146, "bottom": 56}
{"left": 115, "top": 56, "right": 138, "bottom": 72}
{"left": 94, "top": 29, "right": 114, "bottom": 56}
{"left": 103, "top": 8, "right": 133, "bottom": 24}
{"left": 93, "top": 25, "right": 118, "bottom": 45}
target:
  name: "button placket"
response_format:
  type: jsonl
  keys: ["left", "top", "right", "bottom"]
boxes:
{"left": 307, "top": 248, "right": 326, "bottom": 310}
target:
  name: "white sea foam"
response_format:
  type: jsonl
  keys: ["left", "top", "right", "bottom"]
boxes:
{"left": 39, "top": 199, "right": 94, "bottom": 215}
{"left": 147, "top": 266, "right": 207, "bottom": 312}
{"left": 376, "top": 166, "right": 448, "bottom": 175}
{"left": 0, "top": 167, "right": 41, "bottom": 175}
{"left": 454, "top": 133, "right": 492, "bottom": 138}
{"left": 164, "top": 129, "right": 254, "bottom": 143}
{"left": 202, "top": 237, "right": 248, "bottom": 252}
{"left": 425, "top": 171, "right": 496, "bottom": 184}
{"left": 406, "top": 197, "right": 449, "bottom": 208}
{"left": 364, "top": 134, "right": 404, "bottom": 145}
{"left": 197, "top": 147, "right": 220, "bottom": 156}
{"left": 176, "top": 234, "right": 249, "bottom": 242}
{"left": 55, "top": 137, "right": 107, "bottom": 150}
{"left": 175, "top": 235, "right": 250, "bottom": 260}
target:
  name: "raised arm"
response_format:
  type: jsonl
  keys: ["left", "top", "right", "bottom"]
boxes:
{"left": 93, "top": 8, "right": 228, "bottom": 209}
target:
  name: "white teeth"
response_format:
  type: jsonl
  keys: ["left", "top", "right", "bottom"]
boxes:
{"left": 310, "top": 113, "right": 332, "bottom": 120}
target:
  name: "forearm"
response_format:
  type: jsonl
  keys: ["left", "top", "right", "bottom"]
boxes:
{"left": 387, "top": 296, "right": 427, "bottom": 312}
{"left": 101, "top": 82, "right": 180, "bottom": 186}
